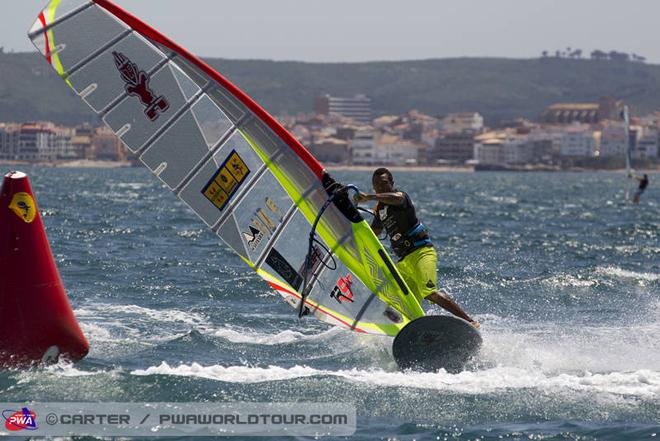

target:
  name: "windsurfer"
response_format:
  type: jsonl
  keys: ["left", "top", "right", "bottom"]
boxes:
{"left": 354, "top": 168, "right": 480, "bottom": 328}
{"left": 632, "top": 173, "right": 649, "bottom": 204}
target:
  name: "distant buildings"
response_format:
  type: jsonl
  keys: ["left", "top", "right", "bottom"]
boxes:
{"left": 474, "top": 139, "right": 506, "bottom": 165}
{"left": 599, "top": 122, "right": 629, "bottom": 158}
{"left": 541, "top": 96, "right": 623, "bottom": 124}
{"left": 439, "top": 112, "right": 484, "bottom": 132}
{"left": 0, "top": 122, "right": 64, "bottom": 161}
{"left": 474, "top": 130, "right": 532, "bottom": 165}
{"left": 372, "top": 135, "right": 421, "bottom": 165}
{"left": 309, "top": 137, "right": 351, "bottom": 164}
{"left": 0, "top": 122, "right": 127, "bottom": 162}
{"left": 315, "top": 94, "right": 372, "bottom": 123}
{"left": 636, "top": 130, "right": 659, "bottom": 160}
{"left": 431, "top": 132, "right": 476, "bottom": 164}
{"left": 2, "top": 95, "right": 658, "bottom": 168}
{"left": 351, "top": 128, "right": 376, "bottom": 165}
{"left": 559, "top": 124, "right": 597, "bottom": 157}
{"left": 92, "top": 127, "right": 127, "bottom": 161}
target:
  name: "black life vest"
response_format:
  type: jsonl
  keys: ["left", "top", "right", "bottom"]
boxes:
{"left": 372, "top": 191, "right": 432, "bottom": 260}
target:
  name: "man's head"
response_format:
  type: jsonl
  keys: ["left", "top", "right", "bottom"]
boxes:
{"left": 644, "top": 174, "right": 648, "bottom": 179}
{"left": 372, "top": 167, "right": 394, "bottom": 193}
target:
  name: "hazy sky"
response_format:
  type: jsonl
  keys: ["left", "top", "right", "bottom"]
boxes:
{"left": 4, "top": 0, "right": 659, "bottom": 63}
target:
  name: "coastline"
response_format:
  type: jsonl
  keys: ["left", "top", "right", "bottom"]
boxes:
{"left": 327, "top": 165, "right": 475, "bottom": 173}
{"left": 1, "top": 160, "right": 657, "bottom": 173}
{"left": 0, "top": 159, "right": 133, "bottom": 168}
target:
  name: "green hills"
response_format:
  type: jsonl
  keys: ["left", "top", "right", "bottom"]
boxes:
{"left": 1, "top": 50, "right": 659, "bottom": 126}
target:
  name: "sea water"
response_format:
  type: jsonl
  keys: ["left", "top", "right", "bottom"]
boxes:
{"left": 0, "top": 168, "right": 658, "bottom": 440}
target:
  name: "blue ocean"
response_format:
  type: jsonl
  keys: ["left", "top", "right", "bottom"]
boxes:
{"left": 1, "top": 167, "right": 658, "bottom": 440}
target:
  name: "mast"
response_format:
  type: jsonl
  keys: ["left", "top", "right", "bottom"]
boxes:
{"left": 623, "top": 105, "right": 631, "bottom": 176}
{"left": 622, "top": 105, "right": 634, "bottom": 200}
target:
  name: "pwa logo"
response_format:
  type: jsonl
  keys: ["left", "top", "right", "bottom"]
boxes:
{"left": 2, "top": 407, "right": 38, "bottom": 431}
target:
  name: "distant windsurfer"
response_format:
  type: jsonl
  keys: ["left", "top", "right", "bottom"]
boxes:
{"left": 354, "top": 168, "right": 480, "bottom": 328}
{"left": 632, "top": 173, "right": 649, "bottom": 204}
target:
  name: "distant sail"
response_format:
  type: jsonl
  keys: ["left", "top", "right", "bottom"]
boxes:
{"left": 623, "top": 106, "right": 632, "bottom": 175}
{"left": 29, "top": 0, "right": 425, "bottom": 336}
{"left": 622, "top": 105, "right": 634, "bottom": 199}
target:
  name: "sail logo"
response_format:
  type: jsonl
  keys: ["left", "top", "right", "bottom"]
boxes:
{"left": 243, "top": 197, "right": 284, "bottom": 251}
{"left": 8, "top": 192, "right": 36, "bottom": 223}
{"left": 265, "top": 248, "right": 303, "bottom": 291}
{"left": 3, "top": 407, "right": 38, "bottom": 431}
{"left": 242, "top": 225, "right": 263, "bottom": 249}
{"left": 330, "top": 274, "right": 355, "bottom": 303}
{"left": 112, "top": 51, "right": 170, "bottom": 121}
{"left": 202, "top": 150, "right": 250, "bottom": 211}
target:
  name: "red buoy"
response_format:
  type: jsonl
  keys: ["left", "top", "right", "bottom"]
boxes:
{"left": 0, "top": 171, "right": 89, "bottom": 368}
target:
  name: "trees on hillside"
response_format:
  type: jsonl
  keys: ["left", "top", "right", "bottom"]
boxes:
{"left": 541, "top": 49, "right": 645, "bottom": 63}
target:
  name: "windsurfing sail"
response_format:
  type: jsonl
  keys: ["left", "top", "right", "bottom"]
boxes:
{"left": 622, "top": 105, "right": 634, "bottom": 199}
{"left": 623, "top": 106, "right": 632, "bottom": 174}
{"left": 29, "top": 0, "right": 425, "bottom": 336}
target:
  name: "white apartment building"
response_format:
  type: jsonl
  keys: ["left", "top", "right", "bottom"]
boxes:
{"left": 560, "top": 125, "right": 596, "bottom": 157}
{"left": 315, "top": 94, "right": 372, "bottom": 124}
{"left": 599, "top": 123, "right": 629, "bottom": 158}
{"left": 440, "top": 112, "right": 484, "bottom": 133}
{"left": 503, "top": 138, "right": 533, "bottom": 164}
{"left": 351, "top": 129, "right": 376, "bottom": 165}
{"left": 636, "top": 129, "right": 658, "bottom": 160}
{"left": 1, "top": 123, "right": 76, "bottom": 161}
{"left": 474, "top": 139, "right": 505, "bottom": 165}
{"left": 374, "top": 135, "right": 419, "bottom": 165}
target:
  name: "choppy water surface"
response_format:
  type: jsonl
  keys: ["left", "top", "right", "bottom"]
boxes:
{"left": 1, "top": 168, "right": 658, "bottom": 440}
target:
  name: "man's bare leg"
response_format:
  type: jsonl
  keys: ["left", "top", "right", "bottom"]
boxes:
{"left": 426, "top": 291, "right": 480, "bottom": 328}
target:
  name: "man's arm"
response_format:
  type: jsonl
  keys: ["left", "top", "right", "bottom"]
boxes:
{"left": 354, "top": 191, "right": 405, "bottom": 206}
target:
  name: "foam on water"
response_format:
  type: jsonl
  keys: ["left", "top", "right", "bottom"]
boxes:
{"left": 479, "top": 318, "right": 660, "bottom": 373}
{"left": 541, "top": 274, "right": 599, "bottom": 288}
{"left": 76, "top": 303, "right": 208, "bottom": 327}
{"left": 73, "top": 303, "right": 209, "bottom": 357}
{"left": 595, "top": 265, "right": 660, "bottom": 282}
{"left": 130, "top": 362, "right": 659, "bottom": 398}
{"left": 210, "top": 326, "right": 341, "bottom": 345}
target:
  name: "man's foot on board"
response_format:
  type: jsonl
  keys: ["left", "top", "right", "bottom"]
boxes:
{"left": 470, "top": 321, "right": 480, "bottom": 329}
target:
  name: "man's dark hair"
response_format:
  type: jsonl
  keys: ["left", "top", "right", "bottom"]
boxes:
{"left": 372, "top": 167, "right": 393, "bottom": 183}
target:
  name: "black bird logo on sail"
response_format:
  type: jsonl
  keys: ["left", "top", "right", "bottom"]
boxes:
{"left": 112, "top": 51, "right": 170, "bottom": 121}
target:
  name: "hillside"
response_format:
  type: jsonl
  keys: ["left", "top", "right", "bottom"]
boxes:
{"left": 1, "top": 51, "right": 659, "bottom": 126}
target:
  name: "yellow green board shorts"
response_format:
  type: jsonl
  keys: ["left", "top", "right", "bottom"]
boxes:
{"left": 396, "top": 246, "right": 438, "bottom": 304}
